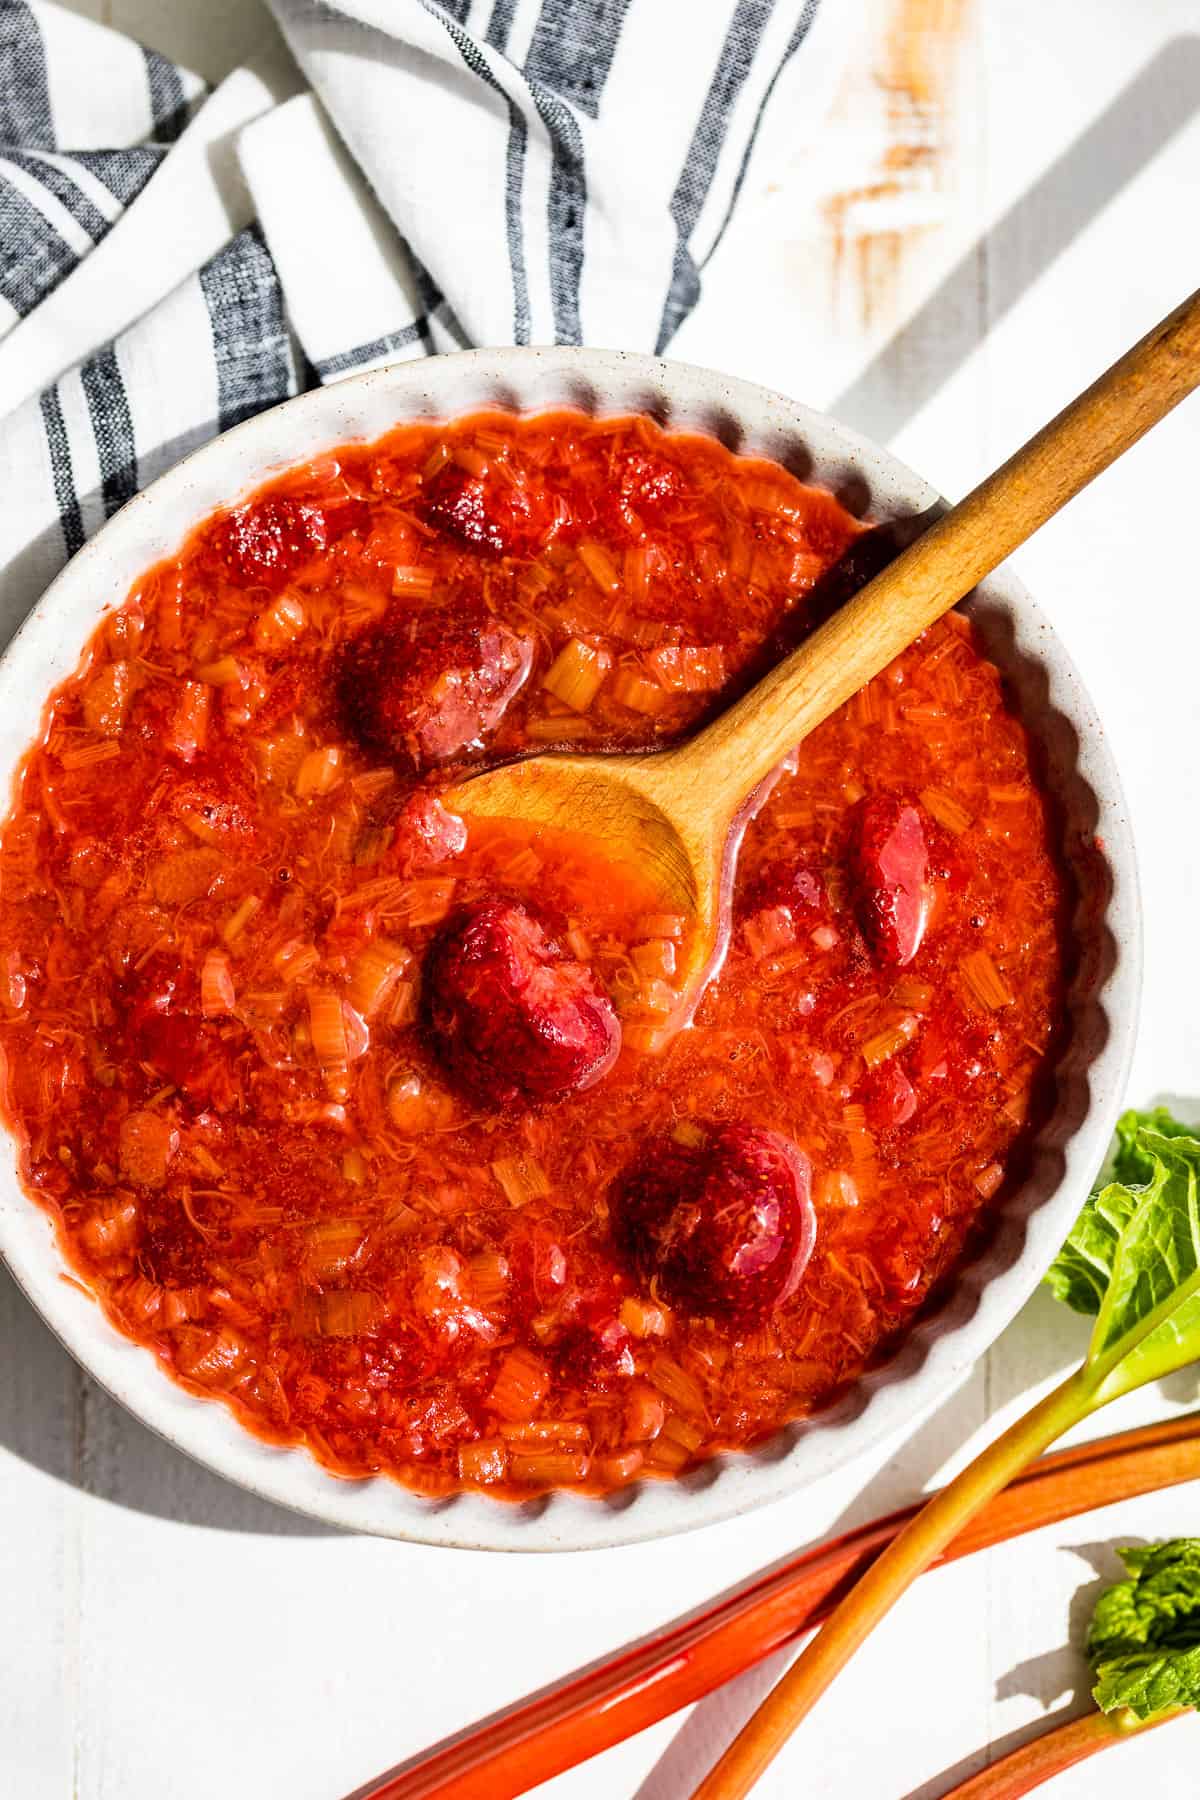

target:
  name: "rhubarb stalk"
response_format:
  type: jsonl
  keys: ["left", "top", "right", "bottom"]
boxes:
{"left": 939, "top": 1709, "right": 1177, "bottom": 1800}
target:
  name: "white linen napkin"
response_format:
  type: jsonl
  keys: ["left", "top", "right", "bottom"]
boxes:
{"left": 0, "top": 0, "right": 841, "bottom": 644}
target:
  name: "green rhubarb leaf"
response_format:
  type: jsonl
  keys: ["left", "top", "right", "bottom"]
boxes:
{"left": 1043, "top": 1172, "right": 1142, "bottom": 1319}
{"left": 1045, "top": 1112, "right": 1200, "bottom": 1398}
{"left": 1043, "top": 1107, "right": 1181, "bottom": 1317}
{"left": 1114, "top": 1107, "right": 1200, "bottom": 1185}
{"left": 1089, "top": 1540, "right": 1200, "bottom": 1721}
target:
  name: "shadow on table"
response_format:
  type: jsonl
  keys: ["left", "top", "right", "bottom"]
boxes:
{"left": 0, "top": 1263, "right": 334, "bottom": 1534}
{"left": 907, "top": 1540, "right": 1141, "bottom": 1800}
{"left": 831, "top": 37, "right": 1200, "bottom": 445}
{"left": 993, "top": 1539, "right": 1128, "bottom": 1709}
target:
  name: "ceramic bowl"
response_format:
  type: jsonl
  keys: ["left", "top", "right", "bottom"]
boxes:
{"left": 0, "top": 348, "right": 1140, "bottom": 1549}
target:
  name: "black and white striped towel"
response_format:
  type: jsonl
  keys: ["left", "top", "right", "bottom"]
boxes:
{"left": 0, "top": 0, "right": 844, "bottom": 645}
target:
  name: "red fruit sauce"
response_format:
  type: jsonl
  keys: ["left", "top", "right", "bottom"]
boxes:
{"left": 0, "top": 409, "right": 1070, "bottom": 1498}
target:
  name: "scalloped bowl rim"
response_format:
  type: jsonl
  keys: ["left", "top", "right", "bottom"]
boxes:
{"left": 0, "top": 348, "right": 1141, "bottom": 1551}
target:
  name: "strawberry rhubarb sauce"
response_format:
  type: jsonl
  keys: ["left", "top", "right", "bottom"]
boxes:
{"left": 0, "top": 409, "right": 1069, "bottom": 1498}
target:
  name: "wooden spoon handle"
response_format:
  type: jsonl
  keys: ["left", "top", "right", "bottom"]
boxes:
{"left": 673, "top": 287, "right": 1200, "bottom": 813}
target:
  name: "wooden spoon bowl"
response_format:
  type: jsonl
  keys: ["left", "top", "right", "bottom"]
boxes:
{"left": 446, "top": 738, "right": 734, "bottom": 1024}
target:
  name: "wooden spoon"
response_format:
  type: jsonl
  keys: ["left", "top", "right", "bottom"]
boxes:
{"left": 447, "top": 290, "right": 1200, "bottom": 1018}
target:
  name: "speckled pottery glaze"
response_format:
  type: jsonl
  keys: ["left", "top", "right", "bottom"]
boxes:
{"left": 0, "top": 349, "right": 1140, "bottom": 1550}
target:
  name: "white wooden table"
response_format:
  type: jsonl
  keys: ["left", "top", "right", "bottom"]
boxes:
{"left": 4, "top": 3, "right": 1199, "bottom": 1796}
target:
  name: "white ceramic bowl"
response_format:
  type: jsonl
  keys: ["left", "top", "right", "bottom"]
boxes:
{"left": 0, "top": 349, "right": 1140, "bottom": 1550}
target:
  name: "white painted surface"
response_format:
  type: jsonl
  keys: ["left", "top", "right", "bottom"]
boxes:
{"left": 4, "top": 2, "right": 1199, "bottom": 1796}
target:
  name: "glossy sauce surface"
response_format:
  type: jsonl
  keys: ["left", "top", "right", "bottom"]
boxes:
{"left": 0, "top": 410, "right": 1070, "bottom": 1497}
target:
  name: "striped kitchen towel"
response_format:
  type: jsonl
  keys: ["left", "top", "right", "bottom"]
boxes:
{"left": 0, "top": 0, "right": 845, "bottom": 646}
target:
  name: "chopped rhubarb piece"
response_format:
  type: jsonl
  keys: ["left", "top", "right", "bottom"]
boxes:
{"left": 148, "top": 747, "right": 258, "bottom": 849}
{"left": 118, "top": 1109, "right": 179, "bottom": 1187}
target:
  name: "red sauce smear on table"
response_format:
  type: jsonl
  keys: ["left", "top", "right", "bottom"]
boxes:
{"left": 0, "top": 410, "right": 1070, "bottom": 1498}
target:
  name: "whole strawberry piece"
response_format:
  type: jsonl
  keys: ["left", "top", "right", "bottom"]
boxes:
{"left": 338, "top": 592, "right": 532, "bottom": 772}
{"left": 424, "top": 899, "right": 620, "bottom": 1110}
{"left": 610, "top": 1123, "right": 816, "bottom": 1326}
{"left": 422, "top": 463, "right": 561, "bottom": 558}
{"left": 219, "top": 496, "right": 366, "bottom": 590}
